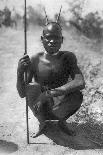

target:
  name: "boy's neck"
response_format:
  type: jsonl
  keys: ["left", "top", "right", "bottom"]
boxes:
{"left": 44, "top": 50, "right": 59, "bottom": 57}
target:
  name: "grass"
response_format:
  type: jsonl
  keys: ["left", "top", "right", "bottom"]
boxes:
{"left": 0, "top": 27, "right": 103, "bottom": 149}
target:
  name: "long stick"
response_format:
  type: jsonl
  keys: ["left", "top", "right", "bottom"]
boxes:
{"left": 24, "top": 0, "right": 27, "bottom": 55}
{"left": 24, "top": 0, "right": 29, "bottom": 144}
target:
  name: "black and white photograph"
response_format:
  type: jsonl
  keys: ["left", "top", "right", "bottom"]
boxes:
{"left": 0, "top": 0, "right": 103, "bottom": 154}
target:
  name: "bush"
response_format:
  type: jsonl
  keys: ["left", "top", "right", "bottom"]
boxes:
{"left": 67, "top": 0, "right": 103, "bottom": 39}
{"left": 69, "top": 11, "right": 103, "bottom": 39}
{"left": 27, "top": 5, "right": 45, "bottom": 26}
{"left": 81, "top": 12, "right": 103, "bottom": 39}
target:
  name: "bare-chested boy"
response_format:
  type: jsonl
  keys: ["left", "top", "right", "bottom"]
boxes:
{"left": 17, "top": 22, "right": 85, "bottom": 137}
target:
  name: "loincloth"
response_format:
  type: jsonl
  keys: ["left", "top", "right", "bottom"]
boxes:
{"left": 44, "top": 90, "right": 83, "bottom": 120}
{"left": 26, "top": 83, "right": 83, "bottom": 120}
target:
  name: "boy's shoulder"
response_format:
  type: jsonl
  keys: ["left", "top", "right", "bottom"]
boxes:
{"left": 59, "top": 51, "right": 76, "bottom": 59}
{"left": 30, "top": 52, "right": 44, "bottom": 62}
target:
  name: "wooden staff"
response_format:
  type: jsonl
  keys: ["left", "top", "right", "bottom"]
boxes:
{"left": 24, "top": 0, "right": 29, "bottom": 144}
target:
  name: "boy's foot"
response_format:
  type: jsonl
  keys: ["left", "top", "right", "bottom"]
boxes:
{"left": 58, "top": 121, "right": 76, "bottom": 136}
{"left": 32, "top": 122, "right": 46, "bottom": 138}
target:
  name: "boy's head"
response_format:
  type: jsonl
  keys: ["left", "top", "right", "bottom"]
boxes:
{"left": 41, "top": 22, "right": 63, "bottom": 55}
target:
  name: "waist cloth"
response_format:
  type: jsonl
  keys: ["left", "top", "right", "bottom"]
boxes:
{"left": 26, "top": 83, "right": 83, "bottom": 120}
{"left": 42, "top": 90, "right": 83, "bottom": 120}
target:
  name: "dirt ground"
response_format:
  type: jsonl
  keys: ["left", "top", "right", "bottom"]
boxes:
{"left": 0, "top": 26, "right": 103, "bottom": 155}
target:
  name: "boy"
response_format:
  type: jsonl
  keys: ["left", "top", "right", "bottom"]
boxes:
{"left": 17, "top": 22, "right": 85, "bottom": 137}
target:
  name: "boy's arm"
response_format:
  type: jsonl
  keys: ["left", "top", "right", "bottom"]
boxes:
{"left": 16, "top": 55, "right": 33, "bottom": 98}
{"left": 50, "top": 53, "right": 85, "bottom": 97}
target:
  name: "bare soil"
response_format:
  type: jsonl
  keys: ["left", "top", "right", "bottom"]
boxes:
{"left": 0, "top": 26, "right": 103, "bottom": 155}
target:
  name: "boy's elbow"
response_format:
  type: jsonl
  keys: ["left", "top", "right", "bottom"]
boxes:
{"left": 80, "top": 79, "right": 85, "bottom": 90}
{"left": 19, "top": 93, "right": 25, "bottom": 98}
{"left": 17, "top": 90, "right": 25, "bottom": 98}
{"left": 16, "top": 87, "right": 26, "bottom": 98}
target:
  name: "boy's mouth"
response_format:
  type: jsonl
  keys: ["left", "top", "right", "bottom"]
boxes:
{"left": 48, "top": 43, "right": 57, "bottom": 48}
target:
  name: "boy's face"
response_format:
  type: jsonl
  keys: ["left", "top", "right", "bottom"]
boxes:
{"left": 41, "top": 23, "right": 63, "bottom": 55}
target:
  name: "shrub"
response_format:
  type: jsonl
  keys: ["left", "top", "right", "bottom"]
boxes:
{"left": 81, "top": 12, "right": 103, "bottom": 39}
{"left": 67, "top": 0, "right": 103, "bottom": 39}
{"left": 27, "top": 5, "right": 45, "bottom": 26}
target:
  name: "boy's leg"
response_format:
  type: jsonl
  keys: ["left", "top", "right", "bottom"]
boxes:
{"left": 52, "top": 90, "right": 83, "bottom": 120}
{"left": 51, "top": 91, "right": 83, "bottom": 135}
{"left": 32, "top": 103, "right": 46, "bottom": 138}
{"left": 58, "top": 107, "right": 80, "bottom": 136}
{"left": 26, "top": 83, "right": 46, "bottom": 137}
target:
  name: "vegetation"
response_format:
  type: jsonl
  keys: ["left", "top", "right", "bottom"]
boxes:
{"left": 67, "top": 0, "right": 103, "bottom": 40}
{"left": 1, "top": 1, "right": 103, "bottom": 40}
{"left": 27, "top": 5, "right": 45, "bottom": 26}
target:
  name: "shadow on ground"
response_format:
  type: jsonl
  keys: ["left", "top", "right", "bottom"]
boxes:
{"left": 0, "top": 140, "right": 18, "bottom": 154}
{"left": 40, "top": 121, "right": 103, "bottom": 150}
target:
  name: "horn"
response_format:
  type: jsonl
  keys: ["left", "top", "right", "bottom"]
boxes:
{"left": 56, "top": 5, "right": 62, "bottom": 23}
{"left": 44, "top": 7, "right": 49, "bottom": 25}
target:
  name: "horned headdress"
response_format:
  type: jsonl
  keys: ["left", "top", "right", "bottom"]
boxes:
{"left": 44, "top": 5, "right": 62, "bottom": 26}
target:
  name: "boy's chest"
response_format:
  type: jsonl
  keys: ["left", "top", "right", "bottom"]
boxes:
{"left": 38, "top": 57, "right": 62, "bottom": 75}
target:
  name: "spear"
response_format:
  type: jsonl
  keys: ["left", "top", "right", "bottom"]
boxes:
{"left": 24, "top": 0, "right": 29, "bottom": 144}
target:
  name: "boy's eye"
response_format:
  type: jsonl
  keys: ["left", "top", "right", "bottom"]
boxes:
{"left": 45, "top": 36, "right": 60, "bottom": 40}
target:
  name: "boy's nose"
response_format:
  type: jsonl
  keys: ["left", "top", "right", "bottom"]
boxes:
{"left": 50, "top": 39, "right": 54, "bottom": 43}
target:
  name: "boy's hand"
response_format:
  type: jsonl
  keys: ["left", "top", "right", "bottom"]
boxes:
{"left": 17, "top": 55, "right": 31, "bottom": 74}
{"left": 33, "top": 92, "right": 54, "bottom": 114}
{"left": 50, "top": 87, "right": 65, "bottom": 97}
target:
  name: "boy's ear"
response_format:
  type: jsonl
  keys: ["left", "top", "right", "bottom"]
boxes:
{"left": 41, "top": 36, "right": 43, "bottom": 41}
{"left": 62, "top": 36, "right": 63, "bottom": 43}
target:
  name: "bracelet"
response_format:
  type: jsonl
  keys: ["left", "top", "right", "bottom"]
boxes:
{"left": 46, "top": 90, "right": 51, "bottom": 95}
{"left": 17, "top": 71, "right": 24, "bottom": 79}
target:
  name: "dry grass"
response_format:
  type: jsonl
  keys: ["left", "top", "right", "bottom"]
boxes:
{"left": 0, "top": 27, "right": 103, "bottom": 154}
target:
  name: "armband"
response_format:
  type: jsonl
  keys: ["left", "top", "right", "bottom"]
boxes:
{"left": 17, "top": 71, "right": 24, "bottom": 79}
